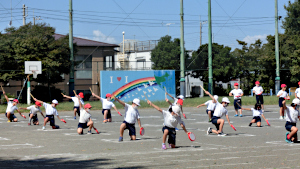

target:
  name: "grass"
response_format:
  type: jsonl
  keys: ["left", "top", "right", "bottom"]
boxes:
{"left": 0, "top": 95, "right": 293, "bottom": 113}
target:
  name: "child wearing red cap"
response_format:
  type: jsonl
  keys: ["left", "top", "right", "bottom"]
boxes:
{"left": 229, "top": 83, "right": 244, "bottom": 117}
{"left": 62, "top": 92, "right": 84, "bottom": 119}
{"left": 165, "top": 92, "right": 186, "bottom": 119}
{"left": 277, "top": 84, "right": 290, "bottom": 119}
{"left": 92, "top": 92, "right": 122, "bottom": 123}
{"left": 20, "top": 101, "right": 45, "bottom": 125}
{"left": 252, "top": 81, "right": 264, "bottom": 112}
{"left": 76, "top": 95, "right": 94, "bottom": 135}
{"left": 295, "top": 81, "right": 300, "bottom": 99}
{"left": 3, "top": 90, "right": 24, "bottom": 122}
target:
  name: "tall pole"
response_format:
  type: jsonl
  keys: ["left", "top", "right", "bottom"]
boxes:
{"left": 275, "top": 0, "right": 280, "bottom": 94}
{"left": 200, "top": 19, "right": 202, "bottom": 47}
{"left": 22, "top": 4, "right": 26, "bottom": 25}
{"left": 69, "top": 0, "right": 74, "bottom": 96}
{"left": 179, "top": 0, "right": 186, "bottom": 97}
{"left": 208, "top": 0, "right": 213, "bottom": 94}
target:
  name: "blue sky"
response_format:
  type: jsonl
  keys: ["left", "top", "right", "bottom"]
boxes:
{"left": 0, "top": 0, "right": 290, "bottom": 51}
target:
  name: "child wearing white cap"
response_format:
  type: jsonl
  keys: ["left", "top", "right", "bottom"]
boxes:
{"left": 205, "top": 90, "right": 233, "bottom": 136}
{"left": 3, "top": 90, "right": 24, "bottom": 122}
{"left": 32, "top": 97, "right": 65, "bottom": 130}
{"left": 20, "top": 101, "right": 45, "bottom": 125}
{"left": 166, "top": 92, "right": 186, "bottom": 118}
{"left": 147, "top": 100, "right": 190, "bottom": 150}
{"left": 114, "top": 97, "right": 142, "bottom": 141}
{"left": 196, "top": 95, "right": 218, "bottom": 122}
{"left": 62, "top": 92, "right": 84, "bottom": 119}
{"left": 282, "top": 99, "right": 300, "bottom": 143}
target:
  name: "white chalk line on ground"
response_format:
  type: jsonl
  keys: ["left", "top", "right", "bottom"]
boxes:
{"left": 0, "top": 143, "right": 43, "bottom": 150}
{"left": 0, "top": 137, "right": 10, "bottom": 141}
{"left": 186, "top": 162, "right": 257, "bottom": 168}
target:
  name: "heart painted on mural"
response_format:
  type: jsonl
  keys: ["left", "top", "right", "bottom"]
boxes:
{"left": 117, "top": 77, "right": 121, "bottom": 81}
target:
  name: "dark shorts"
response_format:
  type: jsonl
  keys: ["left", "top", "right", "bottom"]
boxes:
{"left": 206, "top": 109, "right": 214, "bottom": 115}
{"left": 279, "top": 98, "right": 285, "bottom": 107}
{"left": 74, "top": 106, "right": 80, "bottom": 116}
{"left": 285, "top": 121, "right": 298, "bottom": 138}
{"left": 29, "top": 113, "right": 38, "bottom": 122}
{"left": 256, "top": 95, "right": 264, "bottom": 104}
{"left": 211, "top": 116, "right": 220, "bottom": 130}
{"left": 102, "top": 109, "right": 111, "bottom": 119}
{"left": 162, "top": 126, "right": 176, "bottom": 145}
{"left": 234, "top": 99, "right": 242, "bottom": 110}
{"left": 46, "top": 115, "right": 55, "bottom": 126}
{"left": 253, "top": 116, "right": 261, "bottom": 122}
{"left": 123, "top": 121, "right": 136, "bottom": 136}
{"left": 5, "top": 113, "right": 17, "bottom": 121}
{"left": 78, "top": 122, "right": 88, "bottom": 129}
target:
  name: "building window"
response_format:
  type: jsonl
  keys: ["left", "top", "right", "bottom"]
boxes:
{"left": 105, "top": 56, "right": 113, "bottom": 70}
{"left": 136, "top": 59, "right": 146, "bottom": 69}
{"left": 75, "top": 55, "right": 92, "bottom": 79}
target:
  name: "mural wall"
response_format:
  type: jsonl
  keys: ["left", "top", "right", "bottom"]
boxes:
{"left": 100, "top": 70, "right": 175, "bottom": 102}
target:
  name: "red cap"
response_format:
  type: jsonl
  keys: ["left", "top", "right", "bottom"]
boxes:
{"left": 234, "top": 83, "right": 239, "bottom": 86}
{"left": 84, "top": 103, "right": 92, "bottom": 109}
{"left": 281, "top": 84, "right": 287, "bottom": 88}
{"left": 78, "top": 92, "right": 84, "bottom": 98}
{"left": 298, "top": 81, "right": 300, "bottom": 85}
{"left": 106, "top": 93, "right": 112, "bottom": 98}
{"left": 35, "top": 101, "right": 42, "bottom": 107}
{"left": 255, "top": 81, "right": 260, "bottom": 84}
{"left": 177, "top": 99, "right": 183, "bottom": 106}
{"left": 13, "top": 99, "right": 19, "bottom": 103}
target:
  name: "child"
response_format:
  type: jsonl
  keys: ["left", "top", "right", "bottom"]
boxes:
{"left": 196, "top": 95, "right": 218, "bottom": 122}
{"left": 76, "top": 95, "right": 94, "bottom": 135}
{"left": 282, "top": 99, "right": 300, "bottom": 143}
{"left": 295, "top": 81, "right": 300, "bottom": 99}
{"left": 252, "top": 81, "right": 264, "bottom": 112}
{"left": 277, "top": 84, "right": 289, "bottom": 119}
{"left": 62, "top": 92, "right": 84, "bottom": 119}
{"left": 32, "top": 97, "right": 65, "bottom": 130}
{"left": 20, "top": 101, "right": 45, "bottom": 125}
{"left": 114, "top": 97, "right": 142, "bottom": 141}
{"left": 205, "top": 91, "right": 233, "bottom": 136}
{"left": 241, "top": 103, "right": 269, "bottom": 127}
{"left": 229, "top": 83, "right": 244, "bottom": 117}
{"left": 3, "top": 91, "right": 25, "bottom": 122}
{"left": 166, "top": 92, "right": 186, "bottom": 118}
{"left": 147, "top": 100, "right": 190, "bottom": 150}
{"left": 92, "top": 92, "right": 122, "bottom": 123}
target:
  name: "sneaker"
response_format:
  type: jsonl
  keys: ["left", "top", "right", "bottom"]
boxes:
{"left": 87, "top": 130, "right": 92, "bottom": 134}
{"left": 249, "top": 123, "right": 252, "bottom": 127}
{"left": 119, "top": 136, "right": 123, "bottom": 142}
{"left": 208, "top": 119, "right": 212, "bottom": 122}
{"left": 7, "top": 120, "right": 11, "bottom": 123}
{"left": 234, "top": 114, "right": 238, "bottom": 117}
{"left": 74, "top": 116, "right": 76, "bottom": 119}
{"left": 28, "top": 123, "right": 31, "bottom": 126}
{"left": 279, "top": 116, "right": 284, "bottom": 119}
{"left": 285, "top": 132, "right": 290, "bottom": 143}
{"left": 169, "top": 144, "right": 172, "bottom": 148}
{"left": 162, "top": 144, "right": 167, "bottom": 150}
{"left": 103, "top": 119, "right": 108, "bottom": 123}
{"left": 207, "top": 127, "right": 212, "bottom": 135}
{"left": 175, "top": 127, "right": 179, "bottom": 131}
{"left": 55, "top": 125, "right": 60, "bottom": 129}
{"left": 218, "top": 133, "right": 227, "bottom": 136}
{"left": 42, "top": 126, "right": 45, "bottom": 130}
{"left": 239, "top": 114, "right": 243, "bottom": 117}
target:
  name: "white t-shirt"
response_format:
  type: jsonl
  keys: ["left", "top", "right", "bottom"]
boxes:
{"left": 27, "top": 105, "right": 42, "bottom": 115}
{"left": 250, "top": 108, "right": 263, "bottom": 117}
{"left": 71, "top": 97, "right": 84, "bottom": 107}
{"left": 6, "top": 101, "right": 18, "bottom": 114}
{"left": 230, "top": 89, "right": 243, "bottom": 100}
{"left": 100, "top": 98, "right": 115, "bottom": 109}
{"left": 253, "top": 86, "right": 263, "bottom": 95}
{"left": 277, "top": 90, "right": 288, "bottom": 98}
{"left": 124, "top": 103, "right": 140, "bottom": 124}
{"left": 295, "top": 88, "right": 300, "bottom": 97}
{"left": 285, "top": 107, "right": 300, "bottom": 123}
{"left": 213, "top": 102, "right": 228, "bottom": 117}
{"left": 162, "top": 110, "right": 182, "bottom": 128}
{"left": 79, "top": 109, "right": 91, "bottom": 123}
{"left": 43, "top": 103, "right": 58, "bottom": 116}
{"left": 205, "top": 100, "right": 216, "bottom": 111}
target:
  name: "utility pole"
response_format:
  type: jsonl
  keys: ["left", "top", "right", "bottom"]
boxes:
{"left": 275, "top": 0, "right": 280, "bottom": 94}
{"left": 199, "top": 16, "right": 207, "bottom": 47}
{"left": 22, "top": 4, "right": 27, "bottom": 25}
{"left": 69, "top": 0, "right": 74, "bottom": 96}
{"left": 180, "top": 0, "right": 185, "bottom": 97}
{"left": 208, "top": 0, "right": 213, "bottom": 94}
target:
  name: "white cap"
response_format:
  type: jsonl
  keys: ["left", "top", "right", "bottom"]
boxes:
{"left": 52, "top": 99, "right": 59, "bottom": 104}
{"left": 222, "top": 97, "right": 230, "bottom": 103}
{"left": 177, "top": 95, "right": 184, "bottom": 100}
{"left": 133, "top": 98, "right": 140, "bottom": 106}
{"left": 171, "top": 105, "right": 181, "bottom": 115}
{"left": 292, "top": 98, "right": 300, "bottom": 104}
{"left": 213, "top": 95, "right": 218, "bottom": 100}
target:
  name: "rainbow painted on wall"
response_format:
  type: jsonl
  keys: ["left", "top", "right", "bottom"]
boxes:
{"left": 111, "top": 77, "right": 156, "bottom": 100}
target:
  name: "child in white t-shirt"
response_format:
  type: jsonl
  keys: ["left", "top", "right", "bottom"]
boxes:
{"left": 196, "top": 95, "right": 218, "bottom": 122}
{"left": 252, "top": 81, "right": 264, "bottom": 112}
{"left": 76, "top": 95, "right": 94, "bottom": 135}
{"left": 147, "top": 100, "right": 190, "bottom": 150}
{"left": 282, "top": 99, "right": 300, "bottom": 143}
{"left": 114, "top": 97, "right": 142, "bottom": 142}
{"left": 241, "top": 103, "right": 269, "bottom": 127}
{"left": 295, "top": 81, "right": 300, "bottom": 99}
{"left": 166, "top": 92, "right": 186, "bottom": 118}
{"left": 3, "top": 91, "right": 24, "bottom": 122}
{"left": 229, "top": 83, "right": 244, "bottom": 117}
{"left": 277, "top": 84, "right": 290, "bottom": 119}
{"left": 20, "top": 101, "right": 45, "bottom": 125}
{"left": 62, "top": 92, "right": 84, "bottom": 119}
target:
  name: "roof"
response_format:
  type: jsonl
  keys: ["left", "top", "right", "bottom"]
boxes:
{"left": 54, "top": 34, "right": 119, "bottom": 47}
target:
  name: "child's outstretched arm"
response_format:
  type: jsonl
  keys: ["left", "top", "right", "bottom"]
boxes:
{"left": 32, "top": 97, "right": 44, "bottom": 105}
{"left": 261, "top": 114, "right": 267, "bottom": 121}
{"left": 114, "top": 97, "right": 125, "bottom": 107}
{"left": 91, "top": 92, "right": 101, "bottom": 100}
{"left": 166, "top": 92, "right": 175, "bottom": 100}
{"left": 62, "top": 94, "right": 72, "bottom": 99}
{"left": 180, "top": 123, "right": 189, "bottom": 134}
{"left": 165, "top": 98, "right": 172, "bottom": 106}
{"left": 204, "top": 91, "right": 217, "bottom": 103}
{"left": 147, "top": 100, "right": 162, "bottom": 113}
{"left": 196, "top": 103, "right": 206, "bottom": 108}
{"left": 112, "top": 106, "right": 122, "bottom": 116}
{"left": 3, "top": 91, "right": 9, "bottom": 103}
{"left": 241, "top": 107, "right": 251, "bottom": 111}
{"left": 225, "top": 114, "right": 232, "bottom": 126}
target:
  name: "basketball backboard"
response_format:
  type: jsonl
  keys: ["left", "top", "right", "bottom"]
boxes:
{"left": 25, "top": 61, "right": 42, "bottom": 74}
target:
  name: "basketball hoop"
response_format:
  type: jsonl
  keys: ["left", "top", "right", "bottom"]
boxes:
{"left": 32, "top": 70, "right": 37, "bottom": 79}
